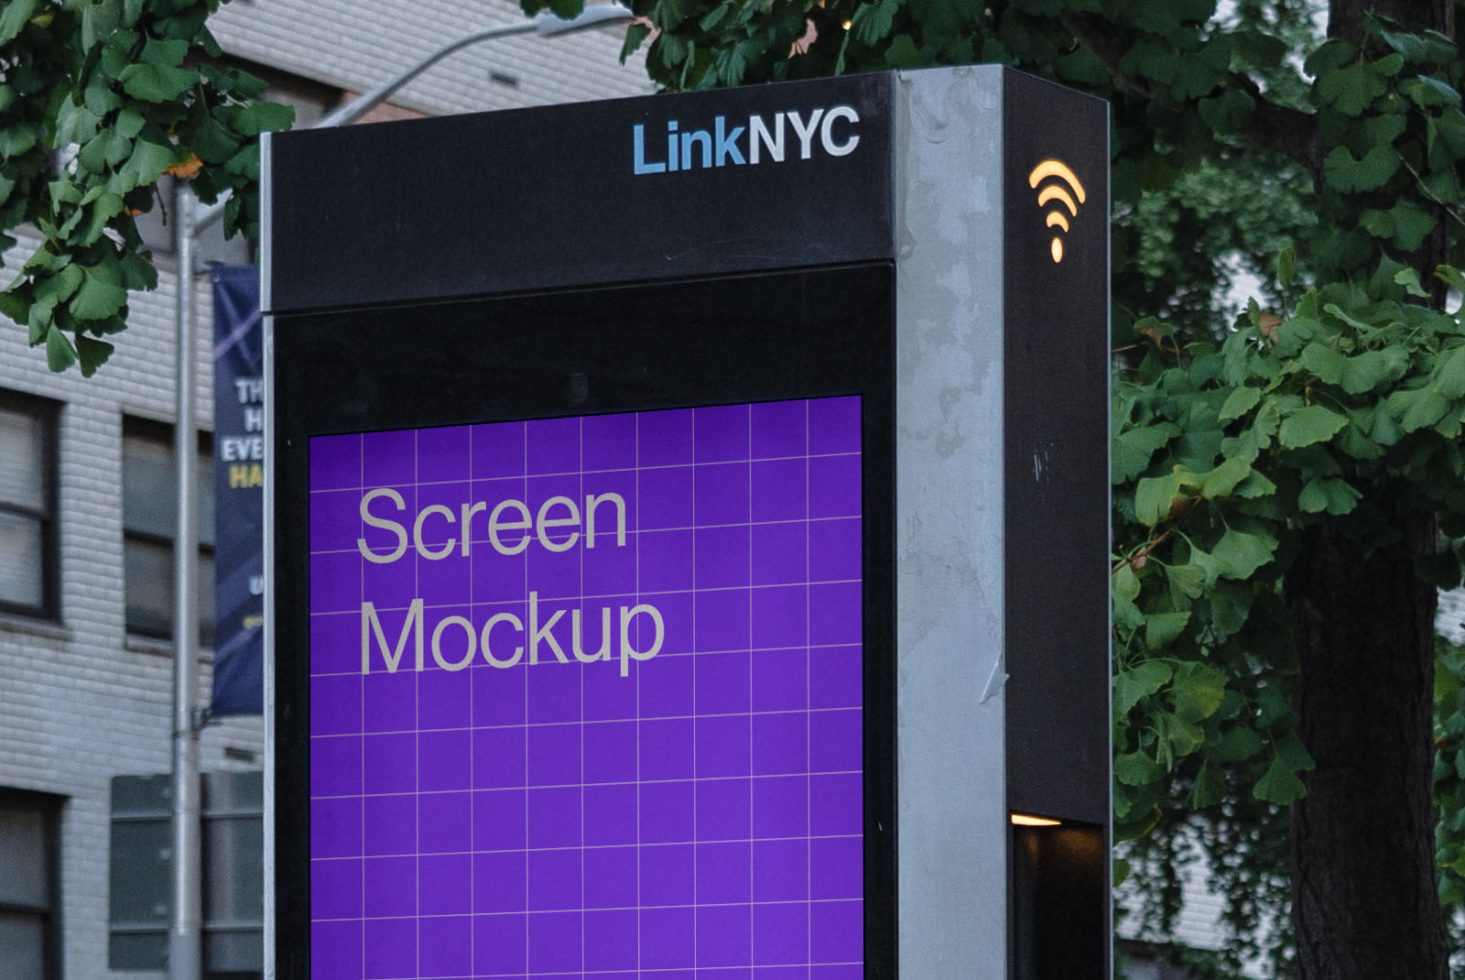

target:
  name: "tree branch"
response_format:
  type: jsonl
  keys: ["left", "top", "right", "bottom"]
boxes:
{"left": 1060, "top": 11, "right": 1321, "bottom": 178}
{"left": 1235, "top": 74, "right": 1323, "bottom": 180}
{"left": 1057, "top": 12, "right": 1150, "bottom": 97}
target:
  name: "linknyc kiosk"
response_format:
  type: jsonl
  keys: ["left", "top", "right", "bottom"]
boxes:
{"left": 265, "top": 65, "right": 1111, "bottom": 980}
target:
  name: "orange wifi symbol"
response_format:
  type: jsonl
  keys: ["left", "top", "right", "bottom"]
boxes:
{"left": 1028, "top": 160, "right": 1087, "bottom": 264}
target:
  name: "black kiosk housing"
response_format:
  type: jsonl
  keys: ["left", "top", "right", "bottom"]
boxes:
{"left": 265, "top": 66, "right": 1111, "bottom": 979}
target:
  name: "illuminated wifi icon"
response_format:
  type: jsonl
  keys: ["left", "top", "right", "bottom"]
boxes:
{"left": 1027, "top": 159, "right": 1087, "bottom": 264}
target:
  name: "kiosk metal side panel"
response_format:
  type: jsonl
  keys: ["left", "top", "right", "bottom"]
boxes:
{"left": 892, "top": 66, "right": 1009, "bottom": 979}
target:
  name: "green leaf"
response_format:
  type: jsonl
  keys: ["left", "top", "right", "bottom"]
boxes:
{"left": 1362, "top": 201, "right": 1436, "bottom": 252}
{"left": 1145, "top": 611, "right": 1190, "bottom": 650}
{"left": 1278, "top": 405, "right": 1348, "bottom": 448}
{"left": 44, "top": 326, "right": 76, "bottom": 373}
{"left": 1134, "top": 471, "right": 1194, "bottom": 527}
{"left": 232, "top": 100, "right": 295, "bottom": 137}
{"left": 1123, "top": 41, "right": 1179, "bottom": 84}
{"left": 110, "top": 139, "right": 178, "bottom": 193}
{"left": 1300, "top": 342, "right": 1345, "bottom": 384}
{"left": 71, "top": 268, "right": 128, "bottom": 321}
{"left": 1218, "top": 385, "right": 1262, "bottom": 422}
{"left": 1165, "top": 563, "right": 1206, "bottom": 605}
{"left": 1115, "top": 751, "right": 1163, "bottom": 786}
{"left": 81, "top": 0, "right": 121, "bottom": 49}
{"left": 82, "top": 81, "right": 124, "bottom": 117}
{"left": 1363, "top": 113, "right": 1408, "bottom": 147}
{"left": 1188, "top": 760, "right": 1226, "bottom": 808}
{"left": 77, "top": 129, "right": 133, "bottom": 174}
{"left": 1113, "top": 423, "right": 1178, "bottom": 482}
{"left": 1199, "top": 456, "right": 1250, "bottom": 498}
{"left": 1115, "top": 661, "right": 1172, "bottom": 715}
{"left": 0, "top": 0, "right": 37, "bottom": 43}
{"left": 1392, "top": 383, "right": 1450, "bottom": 432}
{"left": 1276, "top": 246, "right": 1296, "bottom": 286}
{"left": 1376, "top": 25, "right": 1457, "bottom": 64}
{"left": 1323, "top": 144, "right": 1400, "bottom": 193}
{"left": 55, "top": 100, "right": 101, "bottom": 146}
{"left": 0, "top": 124, "right": 38, "bottom": 159}
{"left": 118, "top": 250, "right": 158, "bottom": 291}
{"left": 1402, "top": 75, "right": 1461, "bottom": 107}
{"left": 885, "top": 35, "right": 928, "bottom": 70}
{"left": 1171, "top": 662, "right": 1226, "bottom": 723}
{"left": 118, "top": 62, "right": 198, "bottom": 103}
{"left": 1210, "top": 725, "right": 1264, "bottom": 763}
{"left": 1173, "top": 56, "right": 1220, "bottom": 101}
{"left": 1197, "top": 90, "right": 1252, "bottom": 133}
{"left": 1341, "top": 347, "right": 1409, "bottom": 394}
{"left": 1316, "top": 62, "right": 1386, "bottom": 115}
{"left": 141, "top": 37, "right": 189, "bottom": 68}
{"left": 1436, "top": 345, "right": 1465, "bottom": 398}
{"left": 1253, "top": 754, "right": 1308, "bottom": 805}
{"left": 75, "top": 335, "right": 115, "bottom": 377}
{"left": 1395, "top": 268, "right": 1430, "bottom": 298}
{"left": 620, "top": 21, "right": 651, "bottom": 63}
{"left": 0, "top": 289, "right": 26, "bottom": 327}
{"left": 1233, "top": 29, "right": 1286, "bottom": 69}
{"left": 1298, "top": 477, "right": 1362, "bottom": 515}
{"left": 25, "top": 296, "right": 54, "bottom": 345}
{"left": 1211, "top": 527, "right": 1277, "bottom": 579}
{"left": 1236, "top": 468, "right": 1278, "bottom": 498}
{"left": 33, "top": 264, "right": 83, "bottom": 306}
{"left": 114, "top": 109, "right": 146, "bottom": 140}
{"left": 850, "top": 0, "right": 899, "bottom": 46}
{"left": 1157, "top": 710, "right": 1206, "bottom": 759}
{"left": 80, "top": 192, "right": 125, "bottom": 245}
{"left": 1274, "top": 733, "right": 1317, "bottom": 773}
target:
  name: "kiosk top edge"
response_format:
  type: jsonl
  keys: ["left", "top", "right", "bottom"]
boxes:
{"left": 264, "top": 65, "right": 1095, "bottom": 315}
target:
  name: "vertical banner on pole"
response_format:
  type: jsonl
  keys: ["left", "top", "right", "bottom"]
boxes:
{"left": 212, "top": 265, "right": 264, "bottom": 715}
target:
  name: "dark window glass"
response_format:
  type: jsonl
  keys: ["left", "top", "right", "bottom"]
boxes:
{"left": 0, "top": 392, "right": 58, "bottom": 619}
{"left": 0, "top": 790, "right": 61, "bottom": 980}
{"left": 123, "top": 418, "right": 215, "bottom": 646}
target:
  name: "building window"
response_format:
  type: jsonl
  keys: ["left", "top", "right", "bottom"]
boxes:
{"left": 0, "top": 390, "right": 59, "bottom": 620}
{"left": 0, "top": 789, "right": 62, "bottom": 980}
{"left": 123, "top": 417, "right": 216, "bottom": 646}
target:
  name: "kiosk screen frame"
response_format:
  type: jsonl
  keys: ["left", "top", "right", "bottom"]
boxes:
{"left": 274, "top": 265, "right": 896, "bottom": 978}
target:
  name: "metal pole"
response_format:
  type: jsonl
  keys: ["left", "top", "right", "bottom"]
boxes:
{"left": 169, "top": 178, "right": 204, "bottom": 980}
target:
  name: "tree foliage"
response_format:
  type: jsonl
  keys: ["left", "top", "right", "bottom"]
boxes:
{"left": 525, "top": 0, "right": 1465, "bottom": 968}
{"left": 0, "top": 0, "right": 290, "bottom": 375}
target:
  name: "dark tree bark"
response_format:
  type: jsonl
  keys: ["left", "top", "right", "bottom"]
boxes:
{"left": 1328, "top": 0, "right": 1453, "bottom": 43}
{"left": 1286, "top": 517, "right": 1448, "bottom": 980}
{"left": 1278, "top": 4, "right": 1457, "bottom": 978}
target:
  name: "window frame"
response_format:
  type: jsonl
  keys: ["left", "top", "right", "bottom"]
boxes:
{"left": 0, "top": 788, "right": 63, "bottom": 980}
{"left": 121, "top": 415, "right": 215, "bottom": 646}
{"left": 0, "top": 389, "right": 60, "bottom": 622}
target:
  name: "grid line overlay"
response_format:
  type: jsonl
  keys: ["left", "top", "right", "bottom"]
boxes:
{"left": 307, "top": 398, "right": 864, "bottom": 979}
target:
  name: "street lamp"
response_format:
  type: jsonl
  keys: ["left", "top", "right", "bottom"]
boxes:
{"left": 167, "top": 7, "right": 636, "bottom": 979}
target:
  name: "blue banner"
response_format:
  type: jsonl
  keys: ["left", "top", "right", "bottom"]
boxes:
{"left": 211, "top": 266, "right": 263, "bottom": 715}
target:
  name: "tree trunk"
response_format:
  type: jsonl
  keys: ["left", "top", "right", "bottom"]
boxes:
{"left": 1328, "top": 0, "right": 1453, "bottom": 44}
{"left": 1285, "top": 516, "right": 1448, "bottom": 979}
{"left": 1282, "top": 4, "right": 1458, "bottom": 976}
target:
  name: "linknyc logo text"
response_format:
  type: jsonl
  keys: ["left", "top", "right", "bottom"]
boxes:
{"left": 632, "top": 105, "right": 861, "bottom": 174}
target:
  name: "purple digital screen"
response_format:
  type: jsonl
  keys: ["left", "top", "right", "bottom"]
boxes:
{"left": 306, "top": 397, "right": 863, "bottom": 979}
